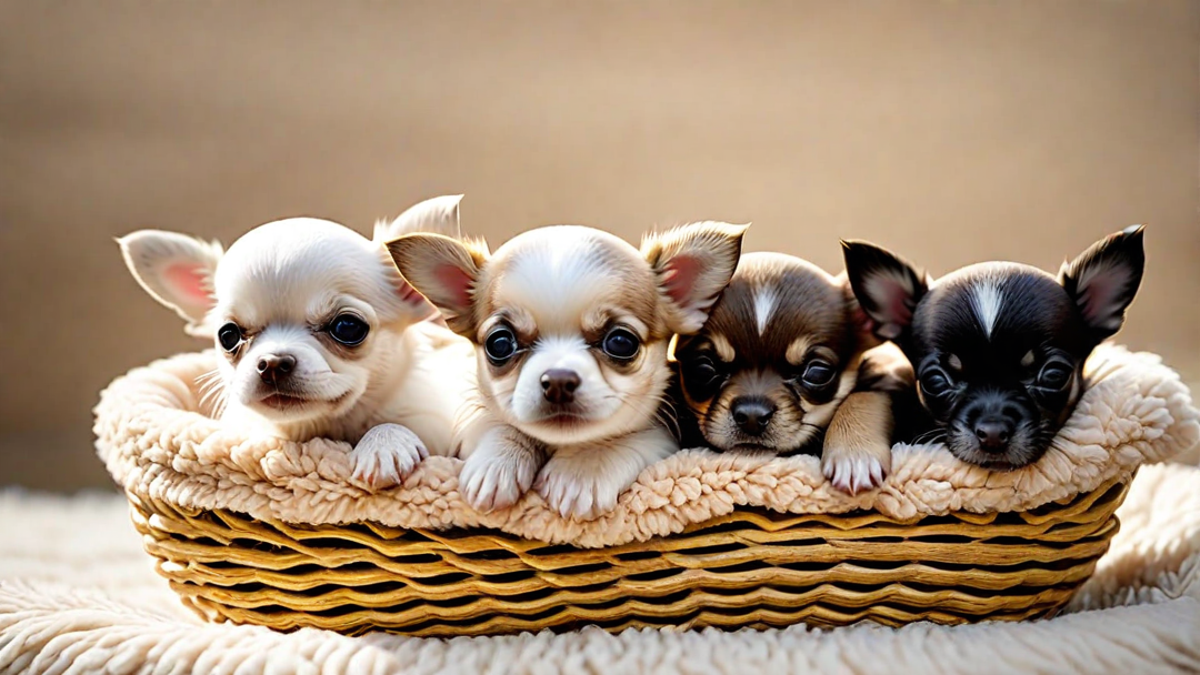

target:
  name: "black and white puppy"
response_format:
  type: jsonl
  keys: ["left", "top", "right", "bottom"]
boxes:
{"left": 672, "top": 252, "right": 913, "bottom": 494}
{"left": 842, "top": 226, "right": 1145, "bottom": 470}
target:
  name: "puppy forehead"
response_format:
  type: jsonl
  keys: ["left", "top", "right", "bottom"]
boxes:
{"left": 702, "top": 253, "right": 847, "bottom": 359}
{"left": 918, "top": 264, "right": 1083, "bottom": 360}
{"left": 484, "top": 226, "right": 658, "bottom": 331}
{"left": 215, "top": 218, "right": 392, "bottom": 322}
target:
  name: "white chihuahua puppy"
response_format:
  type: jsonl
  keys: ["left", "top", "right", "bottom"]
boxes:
{"left": 388, "top": 223, "right": 746, "bottom": 519}
{"left": 119, "top": 195, "right": 474, "bottom": 490}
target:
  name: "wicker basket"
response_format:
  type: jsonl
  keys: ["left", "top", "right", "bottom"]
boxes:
{"left": 128, "top": 475, "right": 1130, "bottom": 637}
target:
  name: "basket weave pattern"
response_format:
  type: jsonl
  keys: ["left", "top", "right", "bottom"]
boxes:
{"left": 130, "top": 476, "right": 1129, "bottom": 637}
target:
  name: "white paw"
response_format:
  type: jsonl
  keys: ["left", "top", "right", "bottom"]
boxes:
{"left": 821, "top": 452, "right": 887, "bottom": 496}
{"left": 349, "top": 423, "right": 428, "bottom": 492}
{"left": 458, "top": 432, "right": 541, "bottom": 513}
{"left": 535, "top": 460, "right": 621, "bottom": 521}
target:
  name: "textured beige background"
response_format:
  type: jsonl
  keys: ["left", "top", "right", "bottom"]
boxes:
{"left": 1, "top": 1, "right": 1197, "bottom": 491}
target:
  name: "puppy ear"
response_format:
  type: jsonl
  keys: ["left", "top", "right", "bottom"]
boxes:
{"left": 642, "top": 221, "right": 747, "bottom": 334}
{"left": 1059, "top": 225, "right": 1145, "bottom": 344}
{"left": 841, "top": 240, "right": 928, "bottom": 343}
{"left": 835, "top": 271, "right": 883, "bottom": 351}
{"left": 373, "top": 194, "right": 464, "bottom": 242}
{"left": 117, "top": 230, "right": 223, "bottom": 337}
{"left": 387, "top": 232, "right": 490, "bottom": 336}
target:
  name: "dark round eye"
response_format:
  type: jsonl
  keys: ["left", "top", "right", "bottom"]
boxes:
{"left": 682, "top": 355, "right": 724, "bottom": 400}
{"left": 217, "top": 323, "right": 243, "bottom": 352}
{"left": 801, "top": 360, "right": 837, "bottom": 388}
{"left": 602, "top": 328, "right": 641, "bottom": 360}
{"left": 920, "top": 370, "right": 952, "bottom": 397}
{"left": 1038, "top": 363, "right": 1073, "bottom": 390}
{"left": 485, "top": 326, "right": 518, "bottom": 364}
{"left": 328, "top": 314, "right": 369, "bottom": 346}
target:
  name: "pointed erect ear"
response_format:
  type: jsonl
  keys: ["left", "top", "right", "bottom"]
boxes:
{"left": 1059, "top": 225, "right": 1145, "bottom": 344}
{"left": 642, "top": 221, "right": 748, "bottom": 334}
{"left": 841, "top": 240, "right": 928, "bottom": 344}
{"left": 117, "top": 230, "right": 223, "bottom": 337}
{"left": 373, "top": 194, "right": 464, "bottom": 242}
{"left": 835, "top": 271, "right": 883, "bottom": 351}
{"left": 386, "top": 232, "right": 490, "bottom": 336}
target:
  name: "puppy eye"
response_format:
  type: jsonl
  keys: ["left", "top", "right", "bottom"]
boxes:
{"left": 1037, "top": 363, "right": 1073, "bottom": 391}
{"left": 682, "top": 354, "right": 724, "bottom": 399}
{"left": 217, "top": 323, "right": 243, "bottom": 352}
{"left": 920, "top": 370, "right": 953, "bottom": 397}
{"left": 602, "top": 328, "right": 640, "bottom": 361}
{"left": 801, "top": 360, "right": 837, "bottom": 388}
{"left": 327, "top": 314, "right": 369, "bottom": 346}
{"left": 485, "top": 326, "right": 519, "bottom": 365}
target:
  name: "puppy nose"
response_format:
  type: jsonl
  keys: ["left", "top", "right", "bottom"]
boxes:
{"left": 974, "top": 418, "right": 1013, "bottom": 452}
{"left": 256, "top": 354, "right": 297, "bottom": 383}
{"left": 731, "top": 397, "right": 776, "bottom": 436}
{"left": 541, "top": 369, "right": 581, "bottom": 404}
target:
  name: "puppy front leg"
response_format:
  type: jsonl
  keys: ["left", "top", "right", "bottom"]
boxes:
{"left": 821, "top": 391, "right": 894, "bottom": 495}
{"left": 458, "top": 424, "right": 546, "bottom": 513}
{"left": 350, "top": 423, "right": 429, "bottom": 492}
{"left": 536, "top": 425, "right": 678, "bottom": 521}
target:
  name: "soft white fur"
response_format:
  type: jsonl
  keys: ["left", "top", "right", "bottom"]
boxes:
{"left": 118, "top": 195, "right": 473, "bottom": 491}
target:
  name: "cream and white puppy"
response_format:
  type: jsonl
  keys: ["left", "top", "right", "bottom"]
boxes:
{"left": 388, "top": 223, "right": 746, "bottom": 519}
{"left": 118, "top": 196, "right": 474, "bottom": 490}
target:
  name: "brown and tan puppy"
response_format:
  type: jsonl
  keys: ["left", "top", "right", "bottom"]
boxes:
{"left": 389, "top": 223, "right": 746, "bottom": 519}
{"left": 672, "top": 252, "right": 912, "bottom": 494}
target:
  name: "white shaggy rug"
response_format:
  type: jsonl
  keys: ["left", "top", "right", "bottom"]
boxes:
{"left": 2, "top": 462, "right": 1200, "bottom": 675}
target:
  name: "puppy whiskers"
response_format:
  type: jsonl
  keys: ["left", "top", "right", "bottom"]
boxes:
{"left": 196, "top": 369, "right": 228, "bottom": 418}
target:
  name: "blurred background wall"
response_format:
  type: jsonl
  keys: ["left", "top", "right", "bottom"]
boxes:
{"left": 1, "top": 0, "right": 1197, "bottom": 491}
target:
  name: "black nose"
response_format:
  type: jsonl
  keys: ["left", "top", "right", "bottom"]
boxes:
{"left": 731, "top": 397, "right": 776, "bottom": 436}
{"left": 541, "top": 369, "right": 581, "bottom": 404}
{"left": 256, "top": 354, "right": 297, "bottom": 383}
{"left": 974, "top": 417, "right": 1013, "bottom": 452}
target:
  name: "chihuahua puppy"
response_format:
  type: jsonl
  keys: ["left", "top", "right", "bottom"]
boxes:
{"left": 118, "top": 195, "right": 474, "bottom": 490}
{"left": 388, "top": 223, "right": 746, "bottom": 519}
{"left": 672, "top": 252, "right": 912, "bottom": 494}
{"left": 842, "top": 226, "right": 1145, "bottom": 470}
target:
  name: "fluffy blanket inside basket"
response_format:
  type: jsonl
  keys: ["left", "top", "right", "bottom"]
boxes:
{"left": 94, "top": 344, "right": 1199, "bottom": 548}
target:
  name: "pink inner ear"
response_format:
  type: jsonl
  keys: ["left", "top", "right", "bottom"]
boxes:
{"left": 434, "top": 263, "right": 474, "bottom": 310}
{"left": 877, "top": 277, "right": 914, "bottom": 325}
{"left": 1078, "top": 277, "right": 1117, "bottom": 323}
{"left": 662, "top": 255, "right": 703, "bottom": 306}
{"left": 164, "top": 263, "right": 212, "bottom": 305}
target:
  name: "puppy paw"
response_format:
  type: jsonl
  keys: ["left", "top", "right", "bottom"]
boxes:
{"left": 458, "top": 428, "right": 543, "bottom": 513}
{"left": 535, "top": 458, "right": 621, "bottom": 521}
{"left": 349, "top": 423, "right": 428, "bottom": 492}
{"left": 821, "top": 443, "right": 889, "bottom": 496}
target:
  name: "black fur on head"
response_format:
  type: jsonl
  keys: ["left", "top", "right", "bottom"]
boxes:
{"left": 841, "top": 226, "right": 1145, "bottom": 470}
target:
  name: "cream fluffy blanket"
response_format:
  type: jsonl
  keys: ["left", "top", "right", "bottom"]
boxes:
{"left": 95, "top": 344, "right": 1199, "bottom": 547}
{"left": 2, "top": 462, "right": 1199, "bottom": 674}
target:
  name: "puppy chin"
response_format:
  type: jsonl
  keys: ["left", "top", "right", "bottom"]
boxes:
{"left": 944, "top": 425, "right": 1048, "bottom": 471}
{"left": 705, "top": 423, "right": 819, "bottom": 455}
{"left": 233, "top": 377, "right": 362, "bottom": 426}
{"left": 511, "top": 402, "right": 642, "bottom": 446}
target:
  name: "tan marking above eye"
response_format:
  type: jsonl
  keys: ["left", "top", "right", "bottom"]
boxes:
{"left": 709, "top": 334, "right": 736, "bottom": 362}
{"left": 948, "top": 354, "right": 964, "bottom": 372}
{"left": 1020, "top": 350, "right": 1035, "bottom": 368}
{"left": 785, "top": 337, "right": 812, "bottom": 365}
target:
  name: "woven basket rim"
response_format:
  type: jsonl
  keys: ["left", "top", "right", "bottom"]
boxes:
{"left": 94, "top": 344, "right": 1199, "bottom": 548}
